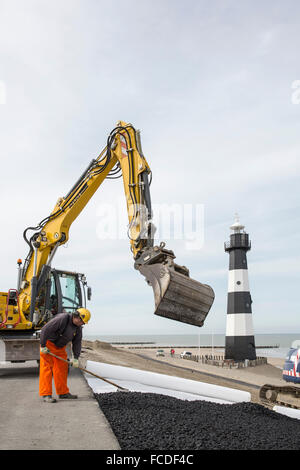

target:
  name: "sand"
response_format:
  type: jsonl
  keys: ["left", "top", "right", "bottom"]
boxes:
{"left": 81, "top": 340, "right": 288, "bottom": 407}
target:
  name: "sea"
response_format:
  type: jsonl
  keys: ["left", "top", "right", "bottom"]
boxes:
{"left": 83, "top": 333, "right": 300, "bottom": 359}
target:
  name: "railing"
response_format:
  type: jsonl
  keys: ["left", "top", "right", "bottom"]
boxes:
{"left": 181, "top": 354, "right": 267, "bottom": 368}
{"left": 224, "top": 233, "right": 251, "bottom": 251}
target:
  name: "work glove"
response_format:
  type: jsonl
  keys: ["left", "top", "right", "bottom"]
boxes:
{"left": 71, "top": 358, "right": 79, "bottom": 368}
{"left": 40, "top": 346, "right": 49, "bottom": 354}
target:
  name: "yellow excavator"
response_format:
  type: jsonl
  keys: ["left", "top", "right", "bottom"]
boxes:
{"left": 0, "top": 121, "right": 214, "bottom": 362}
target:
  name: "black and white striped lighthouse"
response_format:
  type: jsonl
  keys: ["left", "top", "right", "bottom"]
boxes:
{"left": 224, "top": 215, "right": 256, "bottom": 361}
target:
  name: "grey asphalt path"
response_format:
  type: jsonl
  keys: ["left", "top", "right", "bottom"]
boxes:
{"left": 0, "top": 361, "right": 120, "bottom": 450}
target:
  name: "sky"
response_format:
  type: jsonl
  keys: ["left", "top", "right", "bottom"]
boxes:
{"left": 0, "top": 0, "right": 300, "bottom": 336}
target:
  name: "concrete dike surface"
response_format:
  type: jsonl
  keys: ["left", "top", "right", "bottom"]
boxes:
{"left": 0, "top": 361, "right": 120, "bottom": 450}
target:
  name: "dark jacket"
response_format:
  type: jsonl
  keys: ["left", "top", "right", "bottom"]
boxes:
{"left": 40, "top": 313, "right": 82, "bottom": 359}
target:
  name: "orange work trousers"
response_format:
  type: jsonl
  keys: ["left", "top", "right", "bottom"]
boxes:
{"left": 39, "top": 340, "right": 69, "bottom": 397}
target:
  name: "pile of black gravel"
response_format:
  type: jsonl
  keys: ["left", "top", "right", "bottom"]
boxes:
{"left": 95, "top": 392, "right": 300, "bottom": 450}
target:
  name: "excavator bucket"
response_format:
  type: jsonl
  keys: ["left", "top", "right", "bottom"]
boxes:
{"left": 138, "top": 263, "right": 215, "bottom": 327}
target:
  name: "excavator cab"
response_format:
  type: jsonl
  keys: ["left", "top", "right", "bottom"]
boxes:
{"left": 36, "top": 269, "right": 91, "bottom": 320}
{"left": 0, "top": 270, "right": 91, "bottom": 363}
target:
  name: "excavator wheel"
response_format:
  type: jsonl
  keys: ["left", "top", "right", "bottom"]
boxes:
{"left": 259, "top": 383, "right": 300, "bottom": 409}
{"left": 265, "top": 388, "right": 278, "bottom": 403}
{"left": 259, "top": 384, "right": 278, "bottom": 403}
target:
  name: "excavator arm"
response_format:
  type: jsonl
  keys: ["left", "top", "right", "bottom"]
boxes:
{"left": 12, "top": 121, "right": 215, "bottom": 329}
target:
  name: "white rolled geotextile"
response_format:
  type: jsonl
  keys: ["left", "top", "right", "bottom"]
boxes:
{"left": 85, "top": 376, "right": 234, "bottom": 404}
{"left": 273, "top": 406, "right": 300, "bottom": 420}
{"left": 86, "top": 361, "right": 250, "bottom": 404}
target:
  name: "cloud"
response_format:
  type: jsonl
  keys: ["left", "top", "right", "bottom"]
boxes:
{"left": 0, "top": 0, "right": 299, "bottom": 335}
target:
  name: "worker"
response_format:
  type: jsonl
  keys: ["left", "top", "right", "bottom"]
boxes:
{"left": 39, "top": 308, "right": 91, "bottom": 403}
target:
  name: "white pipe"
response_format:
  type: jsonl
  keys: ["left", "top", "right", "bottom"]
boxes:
{"left": 86, "top": 361, "right": 250, "bottom": 404}
{"left": 33, "top": 247, "right": 38, "bottom": 277}
{"left": 47, "top": 243, "right": 59, "bottom": 267}
{"left": 273, "top": 406, "right": 300, "bottom": 420}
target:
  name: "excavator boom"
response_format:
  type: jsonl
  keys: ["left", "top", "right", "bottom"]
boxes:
{"left": 1, "top": 121, "right": 214, "bottom": 332}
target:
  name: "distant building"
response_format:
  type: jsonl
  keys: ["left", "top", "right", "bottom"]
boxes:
{"left": 224, "top": 215, "right": 256, "bottom": 361}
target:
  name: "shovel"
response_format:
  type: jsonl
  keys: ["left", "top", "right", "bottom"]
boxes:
{"left": 46, "top": 351, "right": 129, "bottom": 392}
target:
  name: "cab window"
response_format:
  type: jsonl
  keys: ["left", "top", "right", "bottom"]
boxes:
{"left": 59, "top": 273, "right": 81, "bottom": 313}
